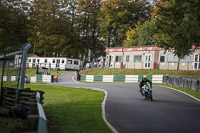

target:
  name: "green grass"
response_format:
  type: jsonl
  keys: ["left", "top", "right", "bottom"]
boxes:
{"left": 26, "top": 68, "right": 72, "bottom": 77}
{"left": 0, "top": 118, "right": 24, "bottom": 133}
{"left": 24, "top": 85, "right": 111, "bottom": 133}
{"left": 79, "top": 68, "right": 200, "bottom": 78}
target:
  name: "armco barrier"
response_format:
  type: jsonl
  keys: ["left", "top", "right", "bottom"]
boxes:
{"left": 163, "top": 75, "right": 200, "bottom": 92}
{"left": 36, "top": 92, "right": 47, "bottom": 133}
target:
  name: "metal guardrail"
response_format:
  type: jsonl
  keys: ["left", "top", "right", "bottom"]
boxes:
{"left": 36, "top": 91, "right": 47, "bottom": 133}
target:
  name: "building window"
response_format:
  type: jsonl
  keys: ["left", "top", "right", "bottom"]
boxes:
{"left": 33, "top": 59, "right": 36, "bottom": 63}
{"left": 67, "top": 60, "right": 72, "bottom": 64}
{"left": 45, "top": 59, "right": 47, "bottom": 63}
{"left": 115, "top": 56, "right": 122, "bottom": 62}
{"left": 53, "top": 59, "right": 55, "bottom": 63}
{"left": 160, "top": 55, "right": 165, "bottom": 62}
{"left": 134, "top": 55, "right": 142, "bottom": 62}
{"left": 74, "top": 60, "right": 79, "bottom": 65}
{"left": 167, "top": 54, "right": 178, "bottom": 63}
{"left": 57, "top": 59, "right": 60, "bottom": 63}
{"left": 126, "top": 55, "right": 130, "bottom": 62}
{"left": 194, "top": 54, "right": 200, "bottom": 69}
{"left": 29, "top": 59, "right": 31, "bottom": 62}
{"left": 37, "top": 59, "right": 40, "bottom": 62}
{"left": 62, "top": 59, "right": 65, "bottom": 63}
{"left": 180, "top": 55, "right": 192, "bottom": 63}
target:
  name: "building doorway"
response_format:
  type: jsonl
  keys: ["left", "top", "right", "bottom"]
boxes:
{"left": 144, "top": 54, "right": 151, "bottom": 69}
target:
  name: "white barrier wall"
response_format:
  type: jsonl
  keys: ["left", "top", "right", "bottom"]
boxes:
{"left": 103, "top": 75, "right": 114, "bottom": 82}
{"left": 152, "top": 75, "right": 163, "bottom": 83}
{"left": 86, "top": 75, "right": 94, "bottom": 82}
{"left": 80, "top": 75, "right": 163, "bottom": 83}
{"left": 31, "top": 77, "right": 37, "bottom": 82}
{"left": 125, "top": 75, "right": 139, "bottom": 82}
{"left": 11, "top": 76, "right": 16, "bottom": 81}
{"left": 42, "top": 75, "right": 52, "bottom": 83}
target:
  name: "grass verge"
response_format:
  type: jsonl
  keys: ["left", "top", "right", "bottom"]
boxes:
{"left": 25, "top": 85, "right": 112, "bottom": 133}
{"left": 26, "top": 68, "right": 72, "bottom": 77}
{"left": 0, "top": 118, "right": 24, "bottom": 133}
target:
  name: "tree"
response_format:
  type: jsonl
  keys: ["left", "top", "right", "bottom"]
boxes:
{"left": 155, "top": 0, "right": 200, "bottom": 59}
{"left": 99, "top": 0, "right": 153, "bottom": 47}
{"left": 76, "top": 0, "right": 103, "bottom": 62}
{"left": 124, "top": 20, "right": 156, "bottom": 47}
{"left": 27, "top": 0, "right": 74, "bottom": 57}
{"left": 0, "top": 0, "right": 28, "bottom": 52}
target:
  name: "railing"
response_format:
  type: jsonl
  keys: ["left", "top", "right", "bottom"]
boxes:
{"left": 163, "top": 75, "right": 200, "bottom": 92}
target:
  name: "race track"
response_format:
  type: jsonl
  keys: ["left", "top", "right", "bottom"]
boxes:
{"left": 50, "top": 72, "right": 200, "bottom": 133}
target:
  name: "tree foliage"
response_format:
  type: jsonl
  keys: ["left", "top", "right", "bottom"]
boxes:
{"left": 76, "top": 0, "right": 104, "bottom": 60}
{"left": 124, "top": 20, "right": 156, "bottom": 47}
{"left": 99, "top": 0, "right": 153, "bottom": 47}
{"left": 27, "top": 0, "right": 74, "bottom": 57}
{"left": 154, "top": 0, "right": 200, "bottom": 58}
{"left": 0, "top": 0, "right": 28, "bottom": 52}
{"left": 3, "top": 0, "right": 200, "bottom": 61}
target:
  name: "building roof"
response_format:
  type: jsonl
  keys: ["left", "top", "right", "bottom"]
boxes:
{"left": 105, "top": 45, "right": 200, "bottom": 52}
{"left": 105, "top": 46, "right": 163, "bottom": 52}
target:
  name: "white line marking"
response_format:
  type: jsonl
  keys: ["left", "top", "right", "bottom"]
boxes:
{"left": 102, "top": 90, "right": 118, "bottom": 133}
{"left": 72, "top": 76, "right": 83, "bottom": 84}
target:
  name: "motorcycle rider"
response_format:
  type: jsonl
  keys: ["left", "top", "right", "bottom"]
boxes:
{"left": 139, "top": 75, "right": 152, "bottom": 96}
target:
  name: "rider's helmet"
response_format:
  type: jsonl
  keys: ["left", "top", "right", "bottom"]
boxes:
{"left": 143, "top": 75, "right": 147, "bottom": 81}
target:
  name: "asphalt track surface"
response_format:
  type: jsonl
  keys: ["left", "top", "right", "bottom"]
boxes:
{"left": 50, "top": 72, "right": 200, "bottom": 133}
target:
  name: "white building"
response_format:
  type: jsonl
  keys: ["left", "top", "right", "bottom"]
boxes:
{"left": 105, "top": 46, "right": 200, "bottom": 70}
{"left": 27, "top": 57, "right": 81, "bottom": 70}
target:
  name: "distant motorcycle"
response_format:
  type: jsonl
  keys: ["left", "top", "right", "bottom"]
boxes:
{"left": 141, "top": 84, "right": 153, "bottom": 101}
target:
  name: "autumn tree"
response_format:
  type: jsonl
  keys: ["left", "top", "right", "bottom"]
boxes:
{"left": 99, "top": 0, "right": 153, "bottom": 47}
{"left": 124, "top": 20, "right": 156, "bottom": 47}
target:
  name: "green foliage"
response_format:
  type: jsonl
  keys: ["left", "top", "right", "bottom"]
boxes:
{"left": 124, "top": 21, "right": 156, "bottom": 47}
{"left": 155, "top": 0, "right": 200, "bottom": 58}
{"left": 25, "top": 85, "right": 112, "bottom": 133}
{"left": 99, "top": 0, "right": 153, "bottom": 47}
{"left": 0, "top": 0, "right": 28, "bottom": 52}
{"left": 76, "top": 0, "right": 104, "bottom": 58}
{"left": 27, "top": 0, "right": 74, "bottom": 57}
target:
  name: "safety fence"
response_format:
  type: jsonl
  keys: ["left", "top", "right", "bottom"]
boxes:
{"left": 79, "top": 74, "right": 200, "bottom": 92}
{"left": 36, "top": 91, "right": 47, "bottom": 133}
{"left": 0, "top": 75, "right": 52, "bottom": 83}
{"left": 80, "top": 75, "right": 163, "bottom": 83}
{"left": 163, "top": 75, "right": 200, "bottom": 92}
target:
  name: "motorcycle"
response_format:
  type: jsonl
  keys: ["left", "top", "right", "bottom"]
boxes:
{"left": 141, "top": 84, "right": 153, "bottom": 101}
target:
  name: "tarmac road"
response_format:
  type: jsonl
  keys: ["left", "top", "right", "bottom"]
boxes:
{"left": 50, "top": 72, "right": 200, "bottom": 133}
